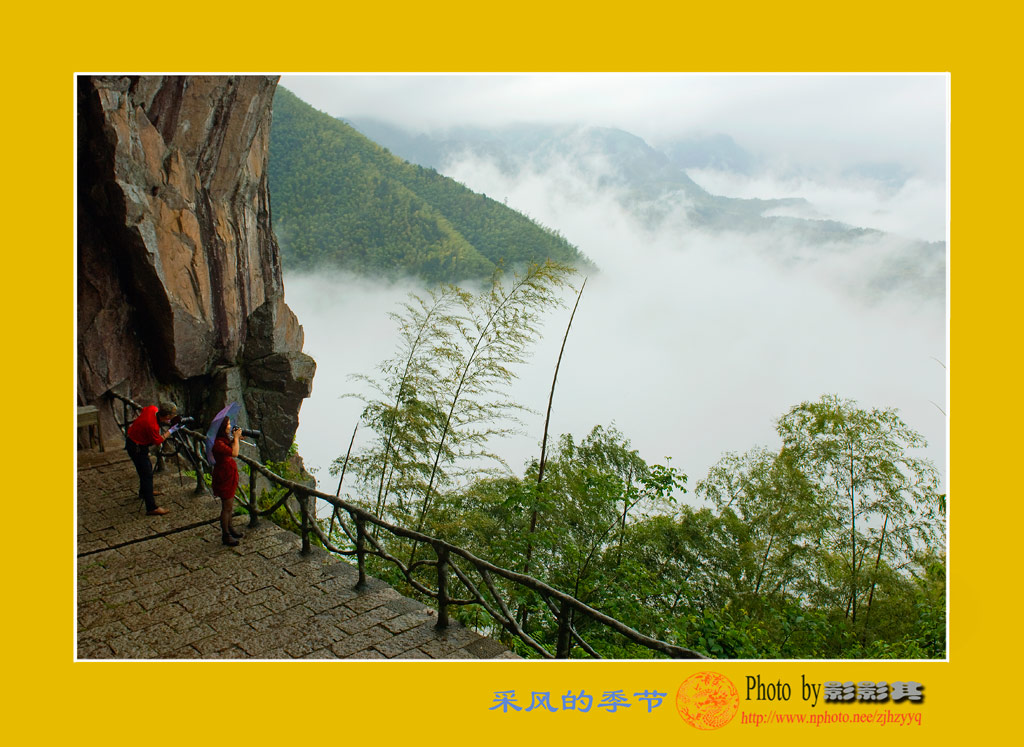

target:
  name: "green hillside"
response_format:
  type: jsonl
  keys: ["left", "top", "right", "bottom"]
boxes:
{"left": 268, "top": 87, "right": 589, "bottom": 282}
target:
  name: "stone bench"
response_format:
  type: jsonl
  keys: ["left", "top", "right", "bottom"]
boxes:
{"left": 77, "top": 405, "right": 105, "bottom": 452}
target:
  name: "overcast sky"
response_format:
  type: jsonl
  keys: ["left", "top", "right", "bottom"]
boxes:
{"left": 280, "top": 73, "right": 948, "bottom": 179}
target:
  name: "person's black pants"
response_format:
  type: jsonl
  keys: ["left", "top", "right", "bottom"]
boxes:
{"left": 125, "top": 439, "right": 156, "bottom": 512}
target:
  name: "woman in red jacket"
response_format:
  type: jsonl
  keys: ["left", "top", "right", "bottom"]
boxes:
{"left": 212, "top": 417, "right": 243, "bottom": 546}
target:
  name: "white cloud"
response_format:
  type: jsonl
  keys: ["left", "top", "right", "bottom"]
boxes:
{"left": 286, "top": 151, "right": 947, "bottom": 501}
{"left": 689, "top": 168, "right": 947, "bottom": 242}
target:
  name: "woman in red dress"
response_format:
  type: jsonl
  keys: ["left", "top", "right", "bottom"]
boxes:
{"left": 212, "top": 417, "right": 243, "bottom": 546}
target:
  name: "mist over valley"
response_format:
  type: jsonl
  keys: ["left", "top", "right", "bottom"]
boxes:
{"left": 275, "top": 79, "right": 947, "bottom": 499}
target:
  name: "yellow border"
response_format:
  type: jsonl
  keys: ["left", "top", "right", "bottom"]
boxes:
{"left": 20, "top": 2, "right": 1006, "bottom": 743}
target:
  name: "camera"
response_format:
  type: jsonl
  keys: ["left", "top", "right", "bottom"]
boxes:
{"left": 240, "top": 428, "right": 262, "bottom": 438}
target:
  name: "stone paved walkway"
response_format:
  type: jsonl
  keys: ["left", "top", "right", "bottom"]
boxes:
{"left": 76, "top": 447, "right": 518, "bottom": 659}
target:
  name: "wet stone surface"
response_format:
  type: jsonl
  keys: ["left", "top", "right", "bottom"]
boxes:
{"left": 76, "top": 448, "right": 519, "bottom": 660}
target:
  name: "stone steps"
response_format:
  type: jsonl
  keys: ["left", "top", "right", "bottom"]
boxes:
{"left": 76, "top": 449, "right": 518, "bottom": 660}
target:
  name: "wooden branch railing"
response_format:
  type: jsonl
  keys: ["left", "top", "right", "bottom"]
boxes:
{"left": 105, "top": 392, "right": 705, "bottom": 660}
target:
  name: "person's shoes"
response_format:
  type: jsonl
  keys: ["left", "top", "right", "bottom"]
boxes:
{"left": 222, "top": 533, "right": 239, "bottom": 547}
{"left": 152, "top": 490, "right": 164, "bottom": 496}
{"left": 229, "top": 526, "right": 245, "bottom": 539}
{"left": 147, "top": 507, "right": 170, "bottom": 516}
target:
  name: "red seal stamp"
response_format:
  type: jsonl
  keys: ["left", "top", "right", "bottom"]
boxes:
{"left": 675, "top": 671, "right": 740, "bottom": 730}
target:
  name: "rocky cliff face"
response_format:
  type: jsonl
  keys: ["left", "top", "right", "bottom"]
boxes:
{"left": 78, "top": 75, "right": 315, "bottom": 460}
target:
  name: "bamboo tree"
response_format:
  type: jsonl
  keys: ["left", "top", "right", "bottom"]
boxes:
{"left": 521, "top": 427, "right": 682, "bottom": 618}
{"left": 408, "top": 260, "right": 573, "bottom": 562}
{"left": 340, "top": 285, "right": 465, "bottom": 522}
{"left": 524, "top": 278, "right": 586, "bottom": 579}
{"left": 860, "top": 512, "right": 888, "bottom": 644}
{"left": 776, "top": 395, "right": 942, "bottom": 623}
{"left": 327, "top": 422, "right": 359, "bottom": 542}
{"left": 698, "top": 445, "right": 825, "bottom": 600}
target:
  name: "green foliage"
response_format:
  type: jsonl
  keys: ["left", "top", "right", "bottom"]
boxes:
{"left": 521, "top": 425, "right": 685, "bottom": 601}
{"left": 331, "top": 389, "right": 945, "bottom": 658}
{"left": 437, "top": 399, "right": 943, "bottom": 660}
{"left": 775, "top": 394, "right": 943, "bottom": 628}
{"left": 339, "top": 261, "right": 575, "bottom": 545}
{"left": 699, "top": 446, "right": 825, "bottom": 600}
{"left": 268, "top": 87, "right": 591, "bottom": 282}
{"left": 356, "top": 285, "right": 466, "bottom": 525}
{"left": 300, "top": 282, "right": 945, "bottom": 660}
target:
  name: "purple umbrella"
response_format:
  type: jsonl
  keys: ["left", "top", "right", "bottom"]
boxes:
{"left": 206, "top": 401, "right": 241, "bottom": 465}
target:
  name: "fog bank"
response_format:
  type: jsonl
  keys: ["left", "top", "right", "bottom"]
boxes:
{"left": 285, "top": 158, "right": 946, "bottom": 501}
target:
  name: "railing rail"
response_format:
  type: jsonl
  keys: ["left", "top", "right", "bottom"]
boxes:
{"left": 104, "top": 392, "right": 705, "bottom": 660}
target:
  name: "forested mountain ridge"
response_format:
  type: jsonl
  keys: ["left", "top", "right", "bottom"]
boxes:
{"left": 350, "top": 117, "right": 946, "bottom": 301}
{"left": 268, "top": 88, "right": 590, "bottom": 282}
{"left": 349, "top": 118, "right": 826, "bottom": 232}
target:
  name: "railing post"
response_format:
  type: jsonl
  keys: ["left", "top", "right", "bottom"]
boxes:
{"left": 298, "top": 490, "right": 311, "bottom": 555}
{"left": 248, "top": 464, "right": 259, "bottom": 528}
{"left": 556, "top": 602, "right": 573, "bottom": 659}
{"left": 355, "top": 515, "right": 367, "bottom": 589}
{"left": 435, "top": 544, "right": 449, "bottom": 630}
{"left": 192, "top": 437, "right": 208, "bottom": 495}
